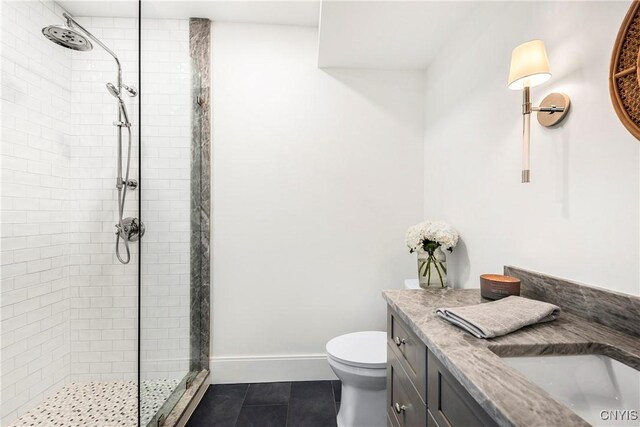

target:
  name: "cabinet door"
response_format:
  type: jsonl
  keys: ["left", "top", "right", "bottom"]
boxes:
{"left": 427, "top": 349, "right": 498, "bottom": 427}
{"left": 388, "top": 344, "right": 427, "bottom": 427}
{"left": 388, "top": 310, "right": 427, "bottom": 402}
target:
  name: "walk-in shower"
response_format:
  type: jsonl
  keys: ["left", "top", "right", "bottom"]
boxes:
{"left": 2, "top": 3, "right": 210, "bottom": 425}
{"left": 43, "top": 13, "right": 144, "bottom": 265}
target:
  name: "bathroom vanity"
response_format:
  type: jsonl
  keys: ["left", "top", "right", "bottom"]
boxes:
{"left": 383, "top": 266, "right": 640, "bottom": 427}
{"left": 387, "top": 310, "right": 497, "bottom": 427}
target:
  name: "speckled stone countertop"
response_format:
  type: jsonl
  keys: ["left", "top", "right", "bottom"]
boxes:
{"left": 382, "top": 288, "right": 640, "bottom": 427}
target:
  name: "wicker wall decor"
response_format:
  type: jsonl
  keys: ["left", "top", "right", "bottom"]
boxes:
{"left": 609, "top": 0, "right": 640, "bottom": 140}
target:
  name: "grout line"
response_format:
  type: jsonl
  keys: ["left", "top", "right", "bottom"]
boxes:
{"left": 284, "top": 382, "right": 292, "bottom": 427}
{"left": 284, "top": 404, "right": 290, "bottom": 427}
{"left": 233, "top": 383, "right": 251, "bottom": 427}
{"left": 241, "top": 403, "right": 289, "bottom": 407}
{"left": 331, "top": 381, "right": 338, "bottom": 416}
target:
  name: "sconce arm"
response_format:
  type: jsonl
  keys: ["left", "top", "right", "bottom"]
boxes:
{"left": 532, "top": 105, "right": 565, "bottom": 113}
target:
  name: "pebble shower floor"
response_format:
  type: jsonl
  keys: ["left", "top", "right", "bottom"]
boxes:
{"left": 9, "top": 379, "right": 179, "bottom": 427}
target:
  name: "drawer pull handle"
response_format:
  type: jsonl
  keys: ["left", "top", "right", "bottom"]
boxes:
{"left": 394, "top": 336, "right": 406, "bottom": 346}
{"left": 394, "top": 403, "right": 407, "bottom": 414}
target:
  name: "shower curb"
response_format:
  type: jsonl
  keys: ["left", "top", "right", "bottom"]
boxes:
{"left": 162, "top": 370, "right": 210, "bottom": 427}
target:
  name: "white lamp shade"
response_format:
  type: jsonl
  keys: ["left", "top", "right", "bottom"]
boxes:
{"left": 508, "top": 40, "right": 551, "bottom": 90}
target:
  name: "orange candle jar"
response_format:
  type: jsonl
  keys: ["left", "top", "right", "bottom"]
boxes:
{"left": 480, "top": 274, "right": 521, "bottom": 300}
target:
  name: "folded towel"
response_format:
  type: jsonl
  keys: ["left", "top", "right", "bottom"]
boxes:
{"left": 436, "top": 296, "right": 561, "bottom": 339}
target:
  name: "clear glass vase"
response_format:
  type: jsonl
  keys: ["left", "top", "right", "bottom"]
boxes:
{"left": 417, "top": 250, "right": 447, "bottom": 288}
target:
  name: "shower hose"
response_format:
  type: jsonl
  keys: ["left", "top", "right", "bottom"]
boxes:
{"left": 115, "top": 122, "right": 132, "bottom": 264}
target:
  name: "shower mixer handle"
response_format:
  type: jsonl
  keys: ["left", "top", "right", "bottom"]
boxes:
{"left": 116, "top": 178, "right": 138, "bottom": 190}
{"left": 115, "top": 217, "right": 145, "bottom": 242}
{"left": 126, "top": 179, "right": 137, "bottom": 190}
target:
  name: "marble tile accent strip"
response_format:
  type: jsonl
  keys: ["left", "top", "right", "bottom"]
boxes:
{"left": 382, "top": 288, "right": 640, "bottom": 427}
{"left": 504, "top": 266, "right": 640, "bottom": 338}
{"left": 189, "top": 17, "right": 211, "bottom": 373}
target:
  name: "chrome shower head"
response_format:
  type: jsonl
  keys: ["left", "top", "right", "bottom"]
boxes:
{"left": 42, "top": 24, "right": 93, "bottom": 51}
{"left": 106, "top": 82, "right": 120, "bottom": 98}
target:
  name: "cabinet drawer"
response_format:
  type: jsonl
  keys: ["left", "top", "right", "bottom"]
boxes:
{"left": 387, "top": 310, "right": 427, "bottom": 401}
{"left": 387, "top": 345, "right": 427, "bottom": 427}
{"left": 427, "top": 349, "right": 498, "bottom": 427}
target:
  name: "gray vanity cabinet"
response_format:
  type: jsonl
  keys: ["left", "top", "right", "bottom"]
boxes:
{"left": 427, "top": 348, "right": 498, "bottom": 427}
{"left": 388, "top": 350, "right": 427, "bottom": 427}
{"left": 387, "top": 308, "right": 498, "bottom": 427}
{"left": 387, "top": 309, "right": 427, "bottom": 427}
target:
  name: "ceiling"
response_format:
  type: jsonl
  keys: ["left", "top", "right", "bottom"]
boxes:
{"left": 58, "top": 0, "right": 474, "bottom": 70}
{"left": 59, "top": 0, "right": 321, "bottom": 26}
{"left": 317, "top": 1, "right": 477, "bottom": 69}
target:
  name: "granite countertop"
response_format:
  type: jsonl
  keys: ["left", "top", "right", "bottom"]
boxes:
{"left": 382, "top": 288, "right": 640, "bottom": 427}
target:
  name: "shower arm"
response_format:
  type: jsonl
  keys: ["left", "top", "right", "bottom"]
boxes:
{"left": 63, "top": 13, "right": 122, "bottom": 88}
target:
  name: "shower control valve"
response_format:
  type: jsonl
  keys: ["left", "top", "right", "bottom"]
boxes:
{"left": 126, "top": 179, "right": 137, "bottom": 190}
{"left": 116, "top": 178, "right": 138, "bottom": 190}
{"left": 115, "top": 217, "right": 145, "bottom": 242}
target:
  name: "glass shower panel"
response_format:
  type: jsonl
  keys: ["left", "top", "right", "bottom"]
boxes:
{"left": 139, "top": 13, "right": 192, "bottom": 425}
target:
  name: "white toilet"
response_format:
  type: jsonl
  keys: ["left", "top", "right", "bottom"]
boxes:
{"left": 326, "top": 331, "right": 387, "bottom": 427}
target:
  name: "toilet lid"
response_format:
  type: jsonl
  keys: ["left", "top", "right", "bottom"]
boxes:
{"left": 326, "top": 331, "right": 387, "bottom": 369}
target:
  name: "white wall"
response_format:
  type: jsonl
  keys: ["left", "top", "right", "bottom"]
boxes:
{"left": 422, "top": 1, "right": 639, "bottom": 296}
{"left": 211, "top": 22, "right": 424, "bottom": 382}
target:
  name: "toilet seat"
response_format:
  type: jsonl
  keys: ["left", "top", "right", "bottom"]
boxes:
{"left": 326, "top": 331, "right": 386, "bottom": 369}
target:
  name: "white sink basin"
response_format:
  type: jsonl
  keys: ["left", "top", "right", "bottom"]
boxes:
{"left": 503, "top": 355, "right": 640, "bottom": 426}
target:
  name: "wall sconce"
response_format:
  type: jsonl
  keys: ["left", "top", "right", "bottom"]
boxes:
{"left": 508, "top": 40, "right": 570, "bottom": 183}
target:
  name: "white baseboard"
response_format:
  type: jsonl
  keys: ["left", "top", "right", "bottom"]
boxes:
{"left": 210, "top": 354, "right": 337, "bottom": 384}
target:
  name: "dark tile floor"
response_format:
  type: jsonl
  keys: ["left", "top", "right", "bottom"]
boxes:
{"left": 187, "top": 380, "right": 341, "bottom": 427}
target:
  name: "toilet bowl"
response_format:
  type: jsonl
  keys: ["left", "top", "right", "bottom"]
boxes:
{"left": 326, "top": 331, "right": 387, "bottom": 427}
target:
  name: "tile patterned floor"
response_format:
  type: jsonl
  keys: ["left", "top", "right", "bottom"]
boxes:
{"left": 186, "top": 380, "right": 342, "bottom": 427}
{"left": 9, "top": 379, "right": 180, "bottom": 427}
{"left": 140, "top": 379, "right": 181, "bottom": 425}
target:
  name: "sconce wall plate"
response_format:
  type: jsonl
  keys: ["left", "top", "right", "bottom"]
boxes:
{"left": 537, "top": 93, "right": 570, "bottom": 127}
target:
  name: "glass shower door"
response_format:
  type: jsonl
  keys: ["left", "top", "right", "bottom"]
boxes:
{"left": 138, "top": 11, "right": 193, "bottom": 426}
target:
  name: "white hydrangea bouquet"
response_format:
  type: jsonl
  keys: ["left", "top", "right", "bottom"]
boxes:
{"left": 405, "top": 221, "right": 459, "bottom": 288}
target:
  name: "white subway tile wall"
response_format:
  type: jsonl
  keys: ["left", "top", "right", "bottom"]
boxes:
{"left": 68, "top": 14, "right": 141, "bottom": 383}
{"left": 1, "top": 1, "right": 73, "bottom": 423}
{"left": 1, "top": 1, "right": 191, "bottom": 422}
{"left": 69, "top": 16, "right": 191, "bottom": 381}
